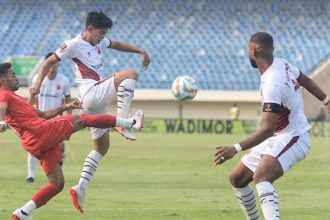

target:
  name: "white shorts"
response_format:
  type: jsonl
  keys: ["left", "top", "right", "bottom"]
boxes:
{"left": 78, "top": 76, "right": 117, "bottom": 139}
{"left": 241, "top": 131, "right": 311, "bottom": 174}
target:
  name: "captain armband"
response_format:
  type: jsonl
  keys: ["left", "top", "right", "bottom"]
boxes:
{"left": 262, "top": 102, "right": 281, "bottom": 114}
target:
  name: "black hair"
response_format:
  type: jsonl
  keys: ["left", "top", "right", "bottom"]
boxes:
{"left": 250, "top": 32, "right": 273, "bottom": 48}
{"left": 0, "top": 63, "right": 12, "bottom": 77}
{"left": 86, "top": 11, "right": 112, "bottom": 29}
{"left": 45, "top": 52, "right": 54, "bottom": 59}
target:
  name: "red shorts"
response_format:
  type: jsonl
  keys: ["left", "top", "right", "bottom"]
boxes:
{"left": 25, "top": 115, "right": 74, "bottom": 176}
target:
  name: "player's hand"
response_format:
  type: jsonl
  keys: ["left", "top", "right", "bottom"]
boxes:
{"left": 140, "top": 50, "right": 151, "bottom": 70}
{"left": 0, "top": 121, "right": 7, "bottom": 133}
{"left": 214, "top": 146, "right": 237, "bottom": 166}
{"left": 30, "top": 86, "right": 40, "bottom": 95}
{"left": 64, "top": 100, "right": 83, "bottom": 111}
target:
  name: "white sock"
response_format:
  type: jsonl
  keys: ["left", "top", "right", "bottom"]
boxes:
{"left": 116, "top": 117, "right": 134, "bottom": 128}
{"left": 78, "top": 150, "right": 103, "bottom": 191}
{"left": 21, "top": 200, "right": 36, "bottom": 215}
{"left": 256, "top": 181, "right": 280, "bottom": 220}
{"left": 117, "top": 79, "right": 136, "bottom": 118}
{"left": 27, "top": 153, "right": 37, "bottom": 178}
{"left": 232, "top": 185, "right": 260, "bottom": 220}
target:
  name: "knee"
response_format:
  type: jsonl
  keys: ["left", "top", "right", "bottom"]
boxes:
{"left": 51, "top": 179, "right": 64, "bottom": 192}
{"left": 126, "top": 69, "right": 138, "bottom": 81}
{"left": 229, "top": 172, "right": 241, "bottom": 187}
{"left": 229, "top": 171, "right": 247, "bottom": 188}
{"left": 253, "top": 172, "right": 265, "bottom": 184}
{"left": 94, "top": 143, "right": 110, "bottom": 156}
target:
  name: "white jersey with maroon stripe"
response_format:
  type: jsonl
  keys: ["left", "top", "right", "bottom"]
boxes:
{"left": 55, "top": 34, "right": 111, "bottom": 87}
{"left": 32, "top": 73, "right": 71, "bottom": 111}
{"left": 260, "top": 58, "right": 311, "bottom": 136}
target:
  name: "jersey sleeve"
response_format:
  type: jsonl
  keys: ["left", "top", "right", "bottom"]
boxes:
{"left": 100, "top": 37, "right": 111, "bottom": 48}
{"left": 55, "top": 39, "right": 76, "bottom": 60}
{"left": 262, "top": 82, "right": 283, "bottom": 105}
{"left": 289, "top": 62, "right": 301, "bottom": 79}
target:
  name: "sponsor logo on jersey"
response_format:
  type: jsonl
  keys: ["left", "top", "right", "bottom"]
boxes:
{"left": 56, "top": 84, "right": 61, "bottom": 90}
{"left": 265, "top": 103, "right": 272, "bottom": 112}
{"left": 60, "top": 43, "right": 67, "bottom": 52}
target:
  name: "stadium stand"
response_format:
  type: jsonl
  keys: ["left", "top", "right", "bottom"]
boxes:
{"left": 1, "top": 0, "right": 330, "bottom": 90}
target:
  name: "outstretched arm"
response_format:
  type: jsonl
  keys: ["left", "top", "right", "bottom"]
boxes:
{"left": 297, "top": 72, "right": 329, "bottom": 103}
{"left": 31, "top": 55, "right": 60, "bottom": 95}
{"left": 0, "top": 103, "right": 8, "bottom": 132}
{"left": 214, "top": 111, "right": 278, "bottom": 165}
{"left": 35, "top": 100, "right": 81, "bottom": 119}
{"left": 109, "top": 41, "right": 151, "bottom": 69}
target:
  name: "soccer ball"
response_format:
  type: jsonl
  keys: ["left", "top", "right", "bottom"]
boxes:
{"left": 171, "top": 75, "right": 198, "bottom": 101}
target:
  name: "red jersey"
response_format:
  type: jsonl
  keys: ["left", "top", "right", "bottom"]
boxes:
{"left": 0, "top": 89, "right": 73, "bottom": 157}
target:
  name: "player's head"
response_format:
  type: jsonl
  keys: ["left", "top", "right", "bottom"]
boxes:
{"left": 45, "top": 52, "right": 58, "bottom": 79}
{"left": 85, "top": 11, "right": 112, "bottom": 45}
{"left": 0, "top": 62, "right": 19, "bottom": 91}
{"left": 248, "top": 32, "right": 274, "bottom": 68}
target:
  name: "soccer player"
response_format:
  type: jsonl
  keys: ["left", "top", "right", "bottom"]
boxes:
{"left": 26, "top": 52, "right": 71, "bottom": 183}
{"left": 31, "top": 11, "right": 150, "bottom": 212}
{"left": 0, "top": 62, "right": 143, "bottom": 220}
{"left": 214, "top": 32, "right": 330, "bottom": 220}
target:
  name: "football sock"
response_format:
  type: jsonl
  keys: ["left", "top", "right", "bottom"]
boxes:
{"left": 232, "top": 185, "right": 260, "bottom": 220}
{"left": 78, "top": 150, "right": 102, "bottom": 191}
{"left": 27, "top": 153, "right": 37, "bottom": 178}
{"left": 31, "top": 183, "right": 62, "bottom": 208}
{"left": 80, "top": 114, "right": 116, "bottom": 128}
{"left": 117, "top": 79, "right": 136, "bottom": 118}
{"left": 256, "top": 181, "right": 279, "bottom": 220}
{"left": 21, "top": 200, "right": 36, "bottom": 215}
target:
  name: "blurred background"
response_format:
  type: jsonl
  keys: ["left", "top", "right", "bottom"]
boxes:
{"left": 0, "top": 0, "right": 329, "bottom": 123}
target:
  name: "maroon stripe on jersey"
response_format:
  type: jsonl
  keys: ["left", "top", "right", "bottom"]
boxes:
{"left": 275, "top": 105, "right": 290, "bottom": 133}
{"left": 72, "top": 58, "right": 100, "bottom": 81}
{"left": 54, "top": 53, "right": 61, "bottom": 61}
{"left": 276, "top": 136, "right": 299, "bottom": 159}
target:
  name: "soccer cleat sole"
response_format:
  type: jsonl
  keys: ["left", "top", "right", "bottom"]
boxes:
{"left": 70, "top": 188, "right": 84, "bottom": 213}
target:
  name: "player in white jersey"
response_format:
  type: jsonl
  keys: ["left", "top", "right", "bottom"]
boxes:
{"left": 26, "top": 52, "right": 71, "bottom": 183}
{"left": 214, "top": 32, "right": 330, "bottom": 220}
{"left": 31, "top": 11, "right": 149, "bottom": 213}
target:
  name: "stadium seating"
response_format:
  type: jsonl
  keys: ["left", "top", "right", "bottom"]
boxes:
{"left": 1, "top": 0, "right": 330, "bottom": 90}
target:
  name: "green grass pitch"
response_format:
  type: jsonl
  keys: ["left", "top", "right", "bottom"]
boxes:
{"left": 1, "top": 130, "right": 330, "bottom": 219}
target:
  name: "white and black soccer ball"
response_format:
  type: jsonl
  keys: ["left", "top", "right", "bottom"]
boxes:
{"left": 171, "top": 75, "right": 198, "bottom": 101}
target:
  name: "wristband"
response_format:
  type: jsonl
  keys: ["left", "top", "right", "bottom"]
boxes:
{"left": 322, "top": 96, "right": 330, "bottom": 105}
{"left": 234, "top": 143, "right": 242, "bottom": 152}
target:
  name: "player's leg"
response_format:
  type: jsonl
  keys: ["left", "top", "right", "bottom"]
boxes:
{"left": 69, "top": 110, "right": 143, "bottom": 213}
{"left": 229, "top": 162, "right": 260, "bottom": 220}
{"left": 12, "top": 163, "right": 64, "bottom": 220}
{"left": 70, "top": 131, "right": 108, "bottom": 213}
{"left": 113, "top": 69, "right": 138, "bottom": 140}
{"left": 253, "top": 155, "right": 282, "bottom": 220}
{"left": 253, "top": 132, "right": 310, "bottom": 220}
{"left": 26, "top": 153, "right": 37, "bottom": 183}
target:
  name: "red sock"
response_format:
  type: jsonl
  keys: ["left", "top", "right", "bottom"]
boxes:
{"left": 32, "top": 183, "right": 62, "bottom": 208}
{"left": 80, "top": 114, "right": 117, "bottom": 128}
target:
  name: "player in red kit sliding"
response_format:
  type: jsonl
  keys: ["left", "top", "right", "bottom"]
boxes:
{"left": 0, "top": 62, "right": 143, "bottom": 220}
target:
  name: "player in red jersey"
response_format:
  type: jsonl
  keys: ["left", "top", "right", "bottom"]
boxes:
{"left": 0, "top": 62, "right": 144, "bottom": 220}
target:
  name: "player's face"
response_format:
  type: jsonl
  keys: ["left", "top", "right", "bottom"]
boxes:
{"left": 48, "top": 63, "right": 59, "bottom": 79}
{"left": 90, "top": 27, "right": 108, "bottom": 44}
{"left": 248, "top": 42, "right": 258, "bottom": 68}
{"left": 2, "top": 69, "right": 19, "bottom": 91}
